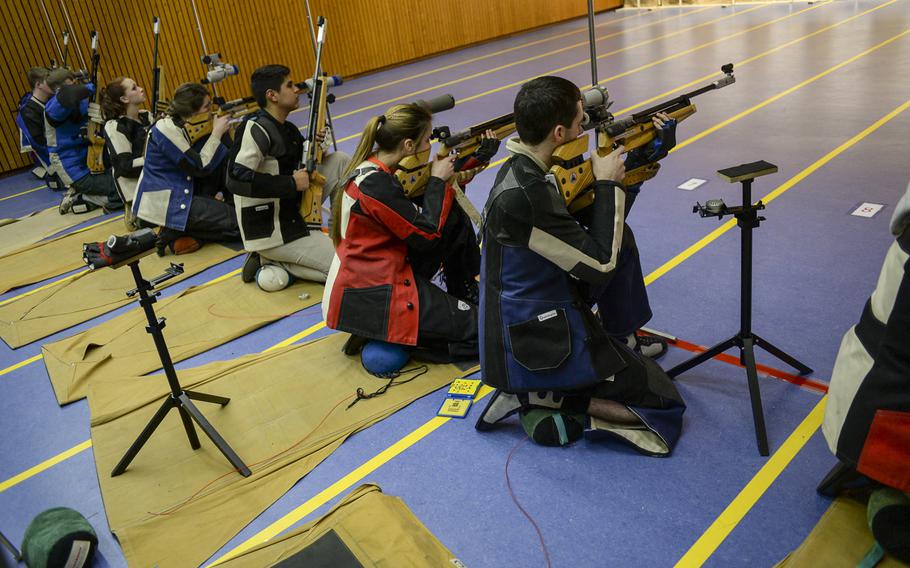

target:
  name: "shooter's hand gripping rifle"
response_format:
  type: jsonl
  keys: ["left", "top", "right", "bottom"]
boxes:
{"left": 553, "top": 64, "right": 736, "bottom": 213}
{"left": 397, "top": 109, "right": 513, "bottom": 199}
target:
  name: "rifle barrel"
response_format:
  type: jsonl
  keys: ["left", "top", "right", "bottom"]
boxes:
{"left": 445, "top": 112, "right": 514, "bottom": 147}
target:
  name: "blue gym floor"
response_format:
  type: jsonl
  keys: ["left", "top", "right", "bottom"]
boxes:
{"left": 2, "top": 1, "right": 908, "bottom": 565}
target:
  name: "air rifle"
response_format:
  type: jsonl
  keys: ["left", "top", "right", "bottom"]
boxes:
{"left": 182, "top": 95, "right": 259, "bottom": 145}
{"left": 84, "top": 31, "right": 106, "bottom": 174}
{"left": 299, "top": 15, "right": 345, "bottom": 226}
{"left": 553, "top": 63, "right": 736, "bottom": 213}
{"left": 397, "top": 108, "right": 514, "bottom": 199}
{"left": 150, "top": 17, "right": 168, "bottom": 119}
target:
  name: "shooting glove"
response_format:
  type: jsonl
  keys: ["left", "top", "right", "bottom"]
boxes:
{"left": 625, "top": 118, "right": 677, "bottom": 170}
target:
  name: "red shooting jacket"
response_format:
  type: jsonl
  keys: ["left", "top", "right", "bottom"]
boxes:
{"left": 324, "top": 156, "right": 454, "bottom": 345}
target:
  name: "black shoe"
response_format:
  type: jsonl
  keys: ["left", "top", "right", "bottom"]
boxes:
{"left": 342, "top": 334, "right": 369, "bottom": 356}
{"left": 635, "top": 334, "right": 668, "bottom": 360}
{"left": 241, "top": 252, "right": 261, "bottom": 283}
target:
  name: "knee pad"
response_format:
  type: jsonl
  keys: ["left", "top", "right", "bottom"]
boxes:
{"left": 256, "top": 264, "right": 292, "bottom": 292}
{"left": 361, "top": 340, "right": 410, "bottom": 378}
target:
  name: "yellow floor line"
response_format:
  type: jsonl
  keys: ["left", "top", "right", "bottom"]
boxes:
{"left": 207, "top": 95, "right": 910, "bottom": 568}
{"left": 647, "top": 96, "right": 910, "bottom": 285}
{"left": 618, "top": 0, "right": 901, "bottom": 116}
{"left": 674, "top": 397, "right": 827, "bottom": 567}
{"left": 319, "top": 5, "right": 770, "bottom": 139}
{"left": 0, "top": 184, "right": 47, "bottom": 202}
{"left": 0, "top": 439, "right": 92, "bottom": 493}
{"left": 207, "top": 383, "right": 490, "bottom": 566}
{"left": 0, "top": 314, "right": 327, "bottom": 492}
{"left": 0, "top": 354, "right": 43, "bottom": 378}
{"left": 265, "top": 321, "right": 326, "bottom": 352}
{"left": 289, "top": 7, "right": 698, "bottom": 117}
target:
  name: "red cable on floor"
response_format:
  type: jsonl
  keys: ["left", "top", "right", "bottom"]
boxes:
{"left": 505, "top": 437, "right": 552, "bottom": 568}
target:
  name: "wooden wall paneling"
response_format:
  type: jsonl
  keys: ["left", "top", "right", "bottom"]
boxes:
{"left": 1, "top": 0, "right": 623, "bottom": 175}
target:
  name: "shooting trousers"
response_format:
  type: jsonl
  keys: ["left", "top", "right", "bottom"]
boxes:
{"left": 88, "top": 333, "right": 462, "bottom": 568}
{"left": 218, "top": 484, "right": 462, "bottom": 567}
{"left": 43, "top": 276, "right": 322, "bottom": 404}
{"left": 0, "top": 243, "right": 240, "bottom": 348}
{"left": 0, "top": 207, "right": 105, "bottom": 259}
{"left": 0, "top": 213, "right": 115, "bottom": 293}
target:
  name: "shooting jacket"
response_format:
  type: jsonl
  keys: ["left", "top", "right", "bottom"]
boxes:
{"left": 226, "top": 110, "right": 311, "bottom": 251}
{"left": 17, "top": 94, "right": 50, "bottom": 166}
{"left": 132, "top": 116, "right": 227, "bottom": 231}
{"left": 45, "top": 83, "right": 93, "bottom": 185}
{"left": 323, "top": 157, "right": 454, "bottom": 345}
{"left": 103, "top": 111, "right": 150, "bottom": 203}
{"left": 479, "top": 139, "right": 630, "bottom": 392}
{"left": 823, "top": 180, "right": 910, "bottom": 492}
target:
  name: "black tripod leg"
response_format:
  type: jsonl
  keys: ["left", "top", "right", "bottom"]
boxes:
{"left": 742, "top": 337, "right": 770, "bottom": 456}
{"left": 667, "top": 336, "right": 738, "bottom": 378}
{"left": 753, "top": 334, "right": 814, "bottom": 375}
{"left": 0, "top": 530, "right": 21, "bottom": 561}
{"left": 177, "top": 404, "right": 201, "bottom": 450}
{"left": 817, "top": 461, "right": 862, "bottom": 497}
{"left": 185, "top": 389, "right": 230, "bottom": 406}
{"left": 111, "top": 397, "right": 177, "bottom": 476}
{"left": 178, "top": 394, "right": 252, "bottom": 477}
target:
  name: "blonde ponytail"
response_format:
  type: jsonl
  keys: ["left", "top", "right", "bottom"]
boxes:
{"left": 330, "top": 104, "right": 432, "bottom": 246}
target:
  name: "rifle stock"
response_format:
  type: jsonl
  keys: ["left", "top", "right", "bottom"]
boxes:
{"left": 85, "top": 30, "right": 106, "bottom": 174}
{"left": 555, "top": 64, "right": 734, "bottom": 213}
{"left": 397, "top": 110, "right": 513, "bottom": 199}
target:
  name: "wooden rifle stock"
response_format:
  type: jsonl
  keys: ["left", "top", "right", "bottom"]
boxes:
{"left": 85, "top": 30, "right": 106, "bottom": 174}
{"left": 556, "top": 64, "right": 734, "bottom": 213}
{"left": 555, "top": 104, "right": 696, "bottom": 214}
{"left": 300, "top": 73, "right": 331, "bottom": 225}
{"left": 397, "top": 111, "right": 516, "bottom": 199}
{"left": 182, "top": 99, "right": 257, "bottom": 145}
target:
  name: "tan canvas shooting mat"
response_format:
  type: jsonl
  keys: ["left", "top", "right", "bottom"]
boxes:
{"left": 0, "top": 206, "right": 106, "bottom": 259}
{"left": 0, "top": 243, "right": 240, "bottom": 348}
{"left": 87, "top": 333, "right": 461, "bottom": 568}
{"left": 43, "top": 276, "right": 322, "bottom": 404}
{"left": 218, "top": 484, "right": 463, "bottom": 567}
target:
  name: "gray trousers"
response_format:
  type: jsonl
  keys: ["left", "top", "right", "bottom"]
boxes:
{"left": 260, "top": 151, "right": 350, "bottom": 283}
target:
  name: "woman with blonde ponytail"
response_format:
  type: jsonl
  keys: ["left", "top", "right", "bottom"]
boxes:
{"left": 322, "top": 103, "right": 480, "bottom": 366}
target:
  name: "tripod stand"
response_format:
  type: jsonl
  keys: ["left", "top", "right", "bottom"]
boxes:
{"left": 670, "top": 160, "right": 813, "bottom": 456}
{"left": 110, "top": 250, "right": 251, "bottom": 477}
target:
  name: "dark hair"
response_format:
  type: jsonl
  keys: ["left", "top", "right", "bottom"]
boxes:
{"left": 251, "top": 64, "right": 291, "bottom": 107}
{"left": 47, "top": 67, "right": 75, "bottom": 91}
{"left": 100, "top": 77, "right": 128, "bottom": 121}
{"left": 27, "top": 67, "right": 49, "bottom": 89}
{"left": 513, "top": 76, "right": 581, "bottom": 146}
{"left": 168, "top": 82, "right": 210, "bottom": 119}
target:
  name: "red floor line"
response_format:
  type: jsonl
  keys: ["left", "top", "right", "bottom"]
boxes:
{"left": 669, "top": 338, "right": 829, "bottom": 394}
